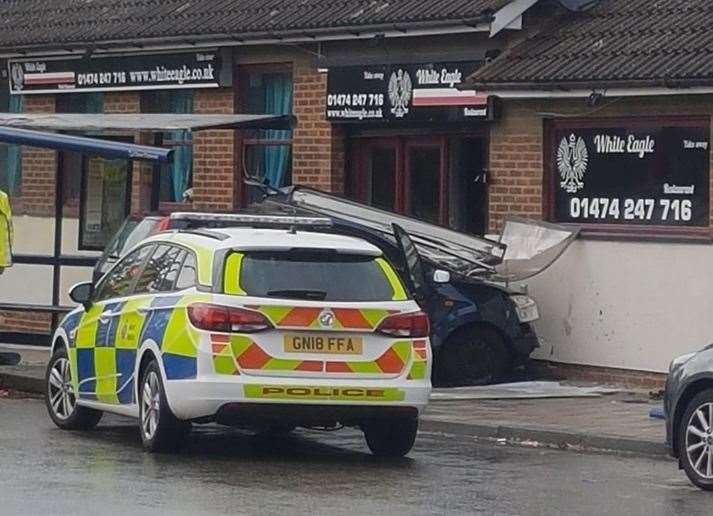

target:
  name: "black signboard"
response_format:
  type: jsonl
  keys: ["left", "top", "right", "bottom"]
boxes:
{"left": 326, "top": 61, "right": 497, "bottom": 123}
{"left": 550, "top": 122, "right": 710, "bottom": 227}
{"left": 8, "top": 50, "right": 227, "bottom": 95}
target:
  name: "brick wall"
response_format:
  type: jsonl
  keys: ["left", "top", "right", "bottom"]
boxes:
{"left": 103, "top": 92, "right": 152, "bottom": 215}
{"left": 488, "top": 103, "right": 544, "bottom": 233}
{"left": 487, "top": 95, "right": 713, "bottom": 232}
{"left": 292, "top": 58, "right": 345, "bottom": 193}
{"left": 20, "top": 95, "right": 57, "bottom": 217}
{"left": 192, "top": 88, "right": 235, "bottom": 211}
{"left": 1, "top": 95, "right": 56, "bottom": 335}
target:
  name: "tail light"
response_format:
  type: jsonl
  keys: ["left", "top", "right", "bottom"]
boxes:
{"left": 187, "top": 303, "right": 273, "bottom": 333}
{"left": 377, "top": 311, "right": 430, "bottom": 338}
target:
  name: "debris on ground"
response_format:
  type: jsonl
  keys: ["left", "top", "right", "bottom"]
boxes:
{"left": 430, "top": 381, "right": 620, "bottom": 401}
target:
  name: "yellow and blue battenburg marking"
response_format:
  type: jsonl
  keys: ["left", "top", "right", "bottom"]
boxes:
{"left": 59, "top": 293, "right": 203, "bottom": 406}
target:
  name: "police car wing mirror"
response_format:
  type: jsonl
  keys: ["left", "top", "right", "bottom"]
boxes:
{"left": 69, "top": 281, "right": 94, "bottom": 309}
{"left": 432, "top": 270, "right": 451, "bottom": 284}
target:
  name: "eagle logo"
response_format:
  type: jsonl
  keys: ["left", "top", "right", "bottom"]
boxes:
{"left": 388, "top": 69, "right": 412, "bottom": 118}
{"left": 557, "top": 134, "right": 589, "bottom": 193}
{"left": 10, "top": 63, "right": 24, "bottom": 91}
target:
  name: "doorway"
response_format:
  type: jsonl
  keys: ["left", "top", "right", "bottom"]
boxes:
{"left": 348, "top": 135, "right": 487, "bottom": 234}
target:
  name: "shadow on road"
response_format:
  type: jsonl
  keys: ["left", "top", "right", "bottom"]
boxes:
{"left": 70, "top": 420, "right": 417, "bottom": 470}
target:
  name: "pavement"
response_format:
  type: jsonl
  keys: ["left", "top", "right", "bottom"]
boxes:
{"left": 0, "top": 397, "right": 705, "bottom": 516}
{"left": 0, "top": 344, "right": 667, "bottom": 457}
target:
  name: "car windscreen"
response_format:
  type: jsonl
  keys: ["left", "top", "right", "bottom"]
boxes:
{"left": 238, "top": 251, "right": 396, "bottom": 302}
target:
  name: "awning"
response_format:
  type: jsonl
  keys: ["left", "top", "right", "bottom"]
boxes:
{"left": 0, "top": 113, "right": 295, "bottom": 132}
{"left": 0, "top": 126, "right": 172, "bottom": 163}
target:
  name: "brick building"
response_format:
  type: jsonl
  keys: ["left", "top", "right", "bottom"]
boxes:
{"left": 0, "top": 0, "right": 541, "bottom": 344}
{"left": 463, "top": 0, "right": 713, "bottom": 378}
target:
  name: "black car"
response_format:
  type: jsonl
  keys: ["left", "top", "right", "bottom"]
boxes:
{"left": 665, "top": 345, "right": 713, "bottom": 490}
{"left": 250, "top": 186, "right": 578, "bottom": 386}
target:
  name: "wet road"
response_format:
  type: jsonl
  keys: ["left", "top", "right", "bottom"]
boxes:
{"left": 0, "top": 397, "right": 710, "bottom": 516}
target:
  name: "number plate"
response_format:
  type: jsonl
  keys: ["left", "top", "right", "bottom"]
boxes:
{"left": 284, "top": 334, "right": 363, "bottom": 355}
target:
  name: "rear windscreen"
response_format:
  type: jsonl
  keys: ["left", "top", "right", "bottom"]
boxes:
{"left": 238, "top": 251, "right": 397, "bottom": 302}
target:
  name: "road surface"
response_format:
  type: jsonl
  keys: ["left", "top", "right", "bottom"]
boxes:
{"left": 0, "top": 396, "right": 708, "bottom": 515}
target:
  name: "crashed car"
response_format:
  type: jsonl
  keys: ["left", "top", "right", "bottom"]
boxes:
{"left": 249, "top": 186, "right": 578, "bottom": 386}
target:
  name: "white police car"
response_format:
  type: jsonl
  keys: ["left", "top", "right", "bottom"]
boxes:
{"left": 46, "top": 216, "right": 431, "bottom": 456}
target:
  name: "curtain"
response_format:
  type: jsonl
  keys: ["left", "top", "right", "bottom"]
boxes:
{"left": 262, "top": 74, "right": 292, "bottom": 188}
{"left": 6, "top": 95, "right": 23, "bottom": 196}
{"left": 168, "top": 92, "right": 193, "bottom": 201}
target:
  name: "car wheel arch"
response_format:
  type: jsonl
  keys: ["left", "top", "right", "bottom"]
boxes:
{"left": 50, "top": 335, "right": 69, "bottom": 357}
{"left": 673, "top": 377, "right": 713, "bottom": 457}
{"left": 135, "top": 341, "right": 167, "bottom": 404}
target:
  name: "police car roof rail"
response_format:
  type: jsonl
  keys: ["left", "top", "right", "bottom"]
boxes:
{"left": 169, "top": 212, "right": 334, "bottom": 230}
{"left": 173, "top": 228, "right": 231, "bottom": 241}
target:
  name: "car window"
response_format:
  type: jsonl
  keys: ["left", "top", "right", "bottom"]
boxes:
{"left": 175, "top": 252, "right": 197, "bottom": 290}
{"left": 134, "top": 245, "right": 186, "bottom": 294}
{"left": 237, "top": 251, "right": 397, "bottom": 302}
{"left": 94, "top": 245, "right": 154, "bottom": 301}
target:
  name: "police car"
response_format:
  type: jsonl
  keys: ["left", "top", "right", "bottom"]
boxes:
{"left": 45, "top": 215, "right": 431, "bottom": 456}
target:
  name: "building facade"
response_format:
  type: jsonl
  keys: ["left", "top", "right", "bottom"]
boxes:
{"left": 0, "top": 0, "right": 538, "bottom": 345}
{"left": 4, "top": 0, "right": 703, "bottom": 379}
{"left": 464, "top": 0, "right": 713, "bottom": 376}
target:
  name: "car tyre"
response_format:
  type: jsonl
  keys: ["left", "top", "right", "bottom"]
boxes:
{"left": 436, "top": 326, "right": 510, "bottom": 387}
{"left": 45, "top": 347, "right": 103, "bottom": 430}
{"left": 679, "top": 388, "right": 713, "bottom": 491}
{"left": 139, "top": 359, "right": 190, "bottom": 453}
{"left": 363, "top": 417, "right": 418, "bottom": 457}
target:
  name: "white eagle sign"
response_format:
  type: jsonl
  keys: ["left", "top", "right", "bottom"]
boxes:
{"left": 388, "top": 69, "right": 412, "bottom": 118}
{"left": 557, "top": 133, "right": 589, "bottom": 193}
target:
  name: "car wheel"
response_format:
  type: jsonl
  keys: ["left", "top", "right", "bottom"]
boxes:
{"left": 139, "top": 359, "right": 190, "bottom": 453}
{"left": 436, "top": 326, "right": 510, "bottom": 387}
{"left": 45, "top": 347, "right": 103, "bottom": 430}
{"left": 679, "top": 388, "right": 713, "bottom": 490}
{"left": 362, "top": 417, "right": 418, "bottom": 457}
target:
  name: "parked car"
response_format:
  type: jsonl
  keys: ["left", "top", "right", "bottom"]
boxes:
{"left": 665, "top": 345, "right": 713, "bottom": 490}
{"left": 249, "top": 186, "right": 578, "bottom": 386}
{"left": 49, "top": 215, "right": 431, "bottom": 456}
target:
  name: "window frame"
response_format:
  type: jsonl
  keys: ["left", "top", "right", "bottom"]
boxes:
{"left": 77, "top": 138, "right": 134, "bottom": 251}
{"left": 543, "top": 115, "right": 712, "bottom": 242}
{"left": 235, "top": 62, "right": 294, "bottom": 206}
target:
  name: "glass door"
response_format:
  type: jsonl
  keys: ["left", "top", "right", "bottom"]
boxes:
{"left": 350, "top": 138, "right": 401, "bottom": 212}
{"left": 404, "top": 138, "right": 447, "bottom": 225}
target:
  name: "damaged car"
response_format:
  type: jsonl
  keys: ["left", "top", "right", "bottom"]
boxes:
{"left": 248, "top": 185, "right": 578, "bottom": 386}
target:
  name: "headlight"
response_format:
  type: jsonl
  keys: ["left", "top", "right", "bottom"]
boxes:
{"left": 669, "top": 352, "right": 696, "bottom": 373}
{"left": 510, "top": 295, "right": 539, "bottom": 323}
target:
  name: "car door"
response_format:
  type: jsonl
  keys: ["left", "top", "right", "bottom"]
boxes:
{"left": 114, "top": 244, "right": 187, "bottom": 404}
{"left": 73, "top": 244, "right": 154, "bottom": 403}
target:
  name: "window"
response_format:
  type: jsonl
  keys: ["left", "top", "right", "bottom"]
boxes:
{"left": 239, "top": 65, "right": 293, "bottom": 201}
{"left": 142, "top": 91, "right": 193, "bottom": 203}
{"left": 94, "top": 245, "right": 153, "bottom": 301}
{"left": 175, "top": 252, "right": 197, "bottom": 290}
{"left": 237, "top": 251, "right": 396, "bottom": 302}
{"left": 546, "top": 117, "right": 711, "bottom": 238}
{"left": 134, "top": 245, "right": 186, "bottom": 294}
{"left": 0, "top": 87, "right": 22, "bottom": 198}
{"left": 79, "top": 152, "right": 132, "bottom": 250}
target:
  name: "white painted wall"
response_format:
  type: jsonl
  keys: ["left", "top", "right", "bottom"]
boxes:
{"left": 3, "top": 215, "right": 99, "bottom": 307}
{"left": 526, "top": 239, "right": 713, "bottom": 373}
